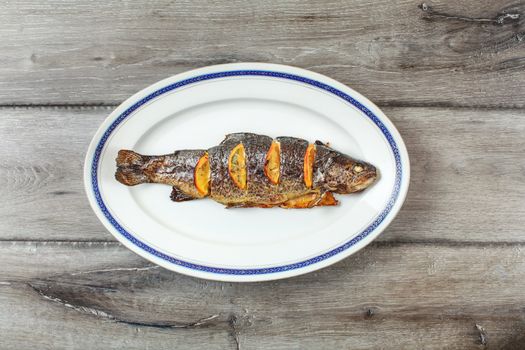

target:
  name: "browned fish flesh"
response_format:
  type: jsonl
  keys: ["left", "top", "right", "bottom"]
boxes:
{"left": 115, "top": 133, "right": 377, "bottom": 208}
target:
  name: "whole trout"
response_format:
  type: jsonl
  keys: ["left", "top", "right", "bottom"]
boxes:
{"left": 115, "top": 133, "right": 377, "bottom": 208}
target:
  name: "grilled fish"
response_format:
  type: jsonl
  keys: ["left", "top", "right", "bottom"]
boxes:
{"left": 115, "top": 133, "right": 377, "bottom": 208}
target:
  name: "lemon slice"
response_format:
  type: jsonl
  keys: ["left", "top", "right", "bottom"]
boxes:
{"left": 228, "top": 143, "right": 247, "bottom": 190}
{"left": 194, "top": 152, "right": 210, "bottom": 196}
{"left": 303, "top": 144, "right": 316, "bottom": 188}
{"left": 264, "top": 141, "right": 280, "bottom": 185}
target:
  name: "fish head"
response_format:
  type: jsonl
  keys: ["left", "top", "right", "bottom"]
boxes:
{"left": 323, "top": 154, "right": 378, "bottom": 194}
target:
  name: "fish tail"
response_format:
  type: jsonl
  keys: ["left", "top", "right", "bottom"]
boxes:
{"left": 115, "top": 150, "right": 149, "bottom": 186}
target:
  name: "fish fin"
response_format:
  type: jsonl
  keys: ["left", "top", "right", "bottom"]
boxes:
{"left": 116, "top": 149, "right": 144, "bottom": 166}
{"left": 115, "top": 150, "right": 148, "bottom": 186}
{"left": 220, "top": 133, "right": 266, "bottom": 145}
{"left": 315, "top": 140, "right": 331, "bottom": 147}
{"left": 225, "top": 203, "right": 242, "bottom": 209}
{"left": 225, "top": 202, "right": 277, "bottom": 209}
{"left": 316, "top": 192, "right": 339, "bottom": 207}
{"left": 279, "top": 192, "right": 339, "bottom": 209}
{"left": 170, "top": 187, "right": 196, "bottom": 202}
{"left": 280, "top": 193, "right": 320, "bottom": 209}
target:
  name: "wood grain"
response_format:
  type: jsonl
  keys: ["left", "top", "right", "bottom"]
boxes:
{"left": 0, "top": 0, "right": 524, "bottom": 107}
{"left": 1, "top": 106, "right": 523, "bottom": 242}
{"left": 2, "top": 1, "right": 525, "bottom": 348}
{"left": 2, "top": 241, "right": 525, "bottom": 349}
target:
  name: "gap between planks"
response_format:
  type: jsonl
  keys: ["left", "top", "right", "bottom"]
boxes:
{"left": 0, "top": 103, "right": 524, "bottom": 111}
{"left": 1, "top": 239, "right": 525, "bottom": 248}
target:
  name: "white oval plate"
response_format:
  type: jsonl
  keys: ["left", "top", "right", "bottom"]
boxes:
{"left": 84, "top": 63, "right": 409, "bottom": 282}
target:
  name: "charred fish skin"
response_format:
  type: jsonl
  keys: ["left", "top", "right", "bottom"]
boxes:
{"left": 208, "top": 138, "right": 244, "bottom": 205}
{"left": 115, "top": 133, "right": 378, "bottom": 208}
{"left": 275, "top": 136, "right": 313, "bottom": 198}
{"left": 313, "top": 143, "right": 377, "bottom": 194}
{"left": 115, "top": 149, "right": 206, "bottom": 199}
{"left": 312, "top": 143, "right": 338, "bottom": 190}
{"left": 210, "top": 133, "right": 285, "bottom": 206}
{"left": 234, "top": 133, "right": 283, "bottom": 204}
{"left": 159, "top": 149, "right": 208, "bottom": 198}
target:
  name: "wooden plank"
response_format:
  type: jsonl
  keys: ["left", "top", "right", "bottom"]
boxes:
{"left": 1, "top": 288, "right": 232, "bottom": 350}
{"left": 0, "top": 106, "right": 113, "bottom": 241}
{"left": 386, "top": 106, "right": 525, "bottom": 243}
{"left": 0, "top": 0, "right": 524, "bottom": 107}
{"left": 1, "top": 241, "right": 525, "bottom": 349}
{"left": 0, "top": 107, "right": 525, "bottom": 242}
{"left": 1, "top": 106, "right": 524, "bottom": 242}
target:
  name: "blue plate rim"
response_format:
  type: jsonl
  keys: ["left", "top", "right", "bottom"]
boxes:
{"left": 90, "top": 69, "right": 402, "bottom": 276}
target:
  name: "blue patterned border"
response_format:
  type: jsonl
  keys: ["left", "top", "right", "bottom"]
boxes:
{"left": 91, "top": 70, "right": 402, "bottom": 275}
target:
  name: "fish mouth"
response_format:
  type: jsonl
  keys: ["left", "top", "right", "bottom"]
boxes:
{"left": 350, "top": 168, "right": 379, "bottom": 192}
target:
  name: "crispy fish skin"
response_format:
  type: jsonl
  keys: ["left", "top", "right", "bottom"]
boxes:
{"left": 209, "top": 133, "right": 289, "bottom": 206}
{"left": 276, "top": 136, "right": 309, "bottom": 196}
{"left": 115, "top": 133, "right": 377, "bottom": 208}
{"left": 116, "top": 149, "right": 206, "bottom": 199}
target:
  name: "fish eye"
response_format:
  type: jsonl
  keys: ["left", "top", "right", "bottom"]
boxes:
{"left": 353, "top": 165, "right": 363, "bottom": 173}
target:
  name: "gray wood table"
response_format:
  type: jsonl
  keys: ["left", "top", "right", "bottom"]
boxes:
{"left": 1, "top": 1, "right": 524, "bottom": 349}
